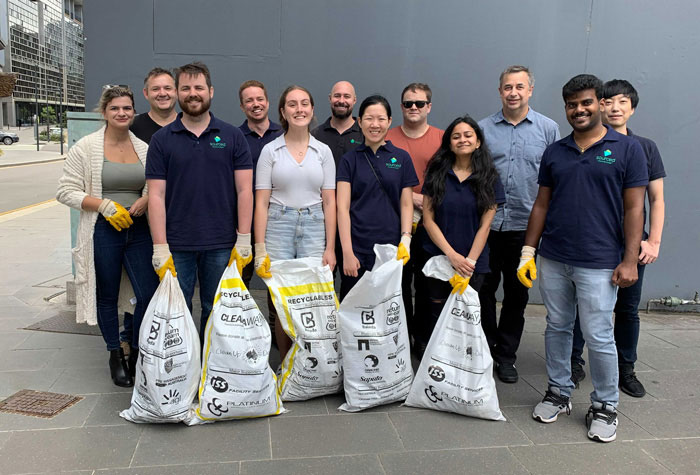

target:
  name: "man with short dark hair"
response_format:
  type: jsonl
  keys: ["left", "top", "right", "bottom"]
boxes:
{"left": 146, "top": 62, "right": 254, "bottom": 342}
{"left": 478, "top": 65, "right": 560, "bottom": 384}
{"left": 521, "top": 74, "right": 648, "bottom": 442}
{"left": 130, "top": 67, "right": 177, "bottom": 143}
{"left": 570, "top": 79, "right": 666, "bottom": 398}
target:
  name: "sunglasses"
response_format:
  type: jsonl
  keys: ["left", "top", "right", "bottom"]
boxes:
{"left": 402, "top": 100, "right": 429, "bottom": 109}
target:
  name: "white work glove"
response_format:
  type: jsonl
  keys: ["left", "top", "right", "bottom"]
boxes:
{"left": 254, "top": 242, "right": 271, "bottom": 278}
{"left": 152, "top": 243, "right": 175, "bottom": 280}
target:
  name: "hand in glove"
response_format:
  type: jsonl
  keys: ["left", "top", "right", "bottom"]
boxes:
{"left": 152, "top": 243, "right": 176, "bottom": 280}
{"left": 254, "top": 243, "right": 271, "bottom": 279}
{"left": 449, "top": 273, "right": 471, "bottom": 295}
{"left": 516, "top": 245, "right": 537, "bottom": 288}
{"left": 98, "top": 199, "right": 133, "bottom": 231}
{"left": 396, "top": 234, "right": 411, "bottom": 265}
{"left": 228, "top": 232, "right": 253, "bottom": 275}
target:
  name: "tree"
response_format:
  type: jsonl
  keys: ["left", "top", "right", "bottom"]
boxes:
{"left": 40, "top": 106, "right": 56, "bottom": 125}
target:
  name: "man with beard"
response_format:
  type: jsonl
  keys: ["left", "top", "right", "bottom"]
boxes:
{"left": 521, "top": 74, "right": 647, "bottom": 443}
{"left": 130, "top": 67, "right": 177, "bottom": 143}
{"left": 146, "top": 62, "right": 254, "bottom": 342}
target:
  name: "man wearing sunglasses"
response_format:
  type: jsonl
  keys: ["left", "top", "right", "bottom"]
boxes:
{"left": 386, "top": 83, "right": 444, "bottom": 353}
{"left": 477, "top": 65, "right": 560, "bottom": 384}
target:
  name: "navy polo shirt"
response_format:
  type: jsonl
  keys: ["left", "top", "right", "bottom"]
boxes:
{"left": 422, "top": 172, "right": 505, "bottom": 273}
{"left": 238, "top": 120, "right": 283, "bottom": 183}
{"left": 627, "top": 128, "right": 667, "bottom": 239}
{"left": 336, "top": 141, "right": 418, "bottom": 257}
{"left": 146, "top": 113, "right": 253, "bottom": 251}
{"left": 538, "top": 126, "right": 648, "bottom": 269}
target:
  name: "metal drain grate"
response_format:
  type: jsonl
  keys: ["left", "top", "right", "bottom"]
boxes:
{"left": 0, "top": 389, "right": 83, "bottom": 418}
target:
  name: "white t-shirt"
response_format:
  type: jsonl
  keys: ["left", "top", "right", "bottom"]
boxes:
{"left": 255, "top": 134, "right": 336, "bottom": 208}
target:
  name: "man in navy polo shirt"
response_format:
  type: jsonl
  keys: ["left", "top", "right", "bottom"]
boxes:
{"left": 146, "top": 62, "right": 254, "bottom": 342}
{"left": 571, "top": 79, "right": 667, "bottom": 398}
{"left": 519, "top": 74, "right": 647, "bottom": 442}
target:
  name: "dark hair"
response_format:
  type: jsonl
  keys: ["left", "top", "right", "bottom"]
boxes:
{"left": 278, "top": 85, "right": 314, "bottom": 132}
{"left": 562, "top": 74, "right": 603, "bottom": 101}
{"left": 239, "top": 79, "right": 268, "bottom": 105}
{"left": 423, "top": 115, "right": 498, "bottom": 215}
{"left": 603, "top": 79, "right": 639, "bottom": 108}
{"left": 401, "top": 83, "right": 432, "bottom": 103}
{"left": 358, "top": 94, "right": 392, "bottom": 119}
{"left": 143, "top": 67, "right": 174, "bottom": 86}
{"left": 174, "top": 62, "right": 211, "bottom": 89}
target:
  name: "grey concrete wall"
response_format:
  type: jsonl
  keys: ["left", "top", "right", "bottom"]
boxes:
{"left": 84, "top": 0, "right": 699, "bottom": 305}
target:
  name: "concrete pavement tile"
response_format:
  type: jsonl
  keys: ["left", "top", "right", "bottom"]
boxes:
{"left": 277, "top": 396, "right": 329, "bottom": 418}
{"left": 637, "top": 331, "right": 680, "bottom": 349}
{"left": 380, "top": 447, "right": 529, "bottom": 475}
{"left": 522, "top": 316, "right": 547, "bottom": 333}
{"left": 48, "top": 366, "right": 134, "bottom": 395}
{"left": 637, "top": 439, "right": 700, "bottom": 475}
{"left": 270, "top": 413, "right": 403, "bottom": 458}
{"left": 648, "top": 330, "right": 700, "bottom": 347}
{"left": 0, "top": 425, "right": 142, "bottom": 473}
{"left": 324, "top": 394, "right": 424, "bottom": 415}
{"left": 16, "top": 331, "right": 104, "bottom": 350}
{"left": 637, "top": 347, "right": 700, "bottom": 370}
{"left": 516, "top": 333, "right": 545, "bottom": 354}
{"left": 84, "top": 392, "right": 134, "bottom": 426}
{"left": 494, "top": 379, "right": 547, "bottom": 407}
{"left": 96, "top": 462, "right": 240, "bottom": 474}
{"left": 502, "top": 404, "right": 653, "bottom": 444}
{"left": 618, "top": 397, "right": 700, "bottom": 438}
{"left": 0, "top": 348, "right": 56, "bottom": 371}
{"left": 521, "top": 373, "right": 658, "bottom": 405}
{"left": 0, "top": 316, "right": 42, "bottom": 332}
{"left": 0, "top": 431, "right": 10, "bottom": 451}
{"left": 47, "top": 347, "right": 112, "bottom": 369}
{"left": 0, "top": 368, "right": 64, "bottom": 398}
{"left": 0, "top": 331, "right": 30, "bottom": 350}
{"left": 510, "top": 350, "right": 546, "bottom": 376}
{"left": 0, "top": 394, "right": 97, "bottom": 430}
{"left": 510, "top": 443, "right": 671, "bottom": 474}
{"left": 132, "top": 419, "right": 270, "bottom": 465}
{"left": 639, "top": 369, "right": 700, "bottom": 399}
{"left": 388, "top": 410, "right": 530, "bottom": 450}
{"left": 241, "top": 455, "right": 382, "bottom": 475}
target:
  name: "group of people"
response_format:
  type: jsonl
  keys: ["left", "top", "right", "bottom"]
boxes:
{"left": 56, "top": 62, "right": 665, "bottom": 444}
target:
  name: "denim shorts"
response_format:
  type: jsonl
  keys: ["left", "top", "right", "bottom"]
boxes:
{"left": 265, "top": 202, "right": 326, "bottom": 261}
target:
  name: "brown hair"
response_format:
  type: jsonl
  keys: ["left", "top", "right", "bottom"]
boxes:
{"left": 401, "top": 82, "right": 432, "bottom": 103}
{"left": 96, "top": 85, "right": 134, "bottom": 114}
{"left": 143, "top": 67, "right": 174, "bottom": 86}
{"left": 239, "top": 80, "right": 268, "bottom": 105}
{"left": 174, "top": 62, "right": 211, "bottom": 89}
{"left": 278, "top": 85, "right": 314, "bottom": 132}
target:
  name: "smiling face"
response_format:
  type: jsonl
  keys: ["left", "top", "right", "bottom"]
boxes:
{"left": 143, "top": 73, "right": 176, "bottom": 114}
{"left": 499, "top": 71, "right": 533, "bottom": 115}
{"left": 358, "top": 103, "right": 392, "bottom": 147}
{"left": 329, "top": 81, "right": 356, "bottom": 120}
{"left": 400, "top": 89, "right": 431, "bottom": 126}
{"left": 240, "top": 86, "right": 269, "bottom": 123}
{"left": 177, "top": 73, "right": 213, "bottom": 118}
{"left": 565, "top": 89, "right": 604, "bottom": 133}
{"left": 103, "top": 96, "right": 135, "bottom": 129}
{"left": 602, "top": 93, "right": 635, "bottom": 129}
{"left": 281, "top": 88, "right": 313, "bottom": 130}
{"left": 449, "top": 121, "right": 481, "bottom": 159}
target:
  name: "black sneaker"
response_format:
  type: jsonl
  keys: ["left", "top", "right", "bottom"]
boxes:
{"left": 571, "top": 361, "right": 586, "bottom": 388}
{"left": 496, "top": 362, "right": 518, "bottom": 383}
{"left": 619, "top": 367, "right": 646, "bottom": 398}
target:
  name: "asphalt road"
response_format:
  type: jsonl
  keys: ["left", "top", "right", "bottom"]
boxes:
{"left": 0, "top": 160, "right": 64, "bottom": 213}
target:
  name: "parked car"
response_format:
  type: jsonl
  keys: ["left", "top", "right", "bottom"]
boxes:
{"left": 0, "top": 131, "right": 19, "bottom": 145}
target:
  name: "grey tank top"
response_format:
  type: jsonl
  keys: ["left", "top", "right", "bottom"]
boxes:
{"left": 102, "top": 158, "right": 145, "bottom": 208}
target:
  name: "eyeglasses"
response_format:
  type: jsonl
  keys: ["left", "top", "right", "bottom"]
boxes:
{"left": 402, "top": 100, "right": 429, "bottom": 109}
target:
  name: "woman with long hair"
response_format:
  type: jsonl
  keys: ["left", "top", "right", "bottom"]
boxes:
{"left": 418, "top": 115, "right": 505, "bottom": 355}
{"left": 254, "top": 85, "right": 336, "bottom": 359}
{"left": 57, "top": 86, "right": 159, "bottom": 387}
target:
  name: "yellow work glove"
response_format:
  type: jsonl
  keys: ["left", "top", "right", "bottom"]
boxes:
{"left": 152, "top": 243, "right": 176, "bottom": 281}
{"left": 228, "top": 232, "right": 252, "bottom": 275}
{"left": 396, "top": 234, "right": 411, "bottom": 265}
{"left": 449, "top": 273, "right": 471, "bottom": 295}
{"left": 98, "top": 199, "right": 133, "bottom": 231}
{"left": 517, "top": 245, "right": 537, "bottom": 288}
{"left": 254, "top": 243, "right": 272, "bottom": 279}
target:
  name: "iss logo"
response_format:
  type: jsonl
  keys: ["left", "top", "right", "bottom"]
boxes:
{"left": 425, "top": 385, "right": 443, "bottom": 403}
{"left": 386, "top": 302, "right": 400, "bottom": 325}
{"left": 364, "top": 354, "right": 379, "bottom": 368}
{"left": 428, "top": 365, "right": 446, "bottom": 382}
{"left": 146, "top": 321, "right": 160, "bottom": 345}
{"left": 164, "top": 358, "right": 173, "bottom": 374}
{"left": 361, "top": 310, "right": 375, "bottom": 325}
{"left": 211, "top": 376, "right": 229, "bottom": 393}
{"left": 301, "top": 312, "right": 316, "bottom": 329}
{"left": 305, "top": 357, "right": 319, "bottom": 369}
{"left": 450, "top": 307, "right": 481, "bottom": 325}
{"left": 207, "top": 398, "right": 228, "bottom": 416}
{"left": 161, "top": 389, "right": 181, "bottom": 405}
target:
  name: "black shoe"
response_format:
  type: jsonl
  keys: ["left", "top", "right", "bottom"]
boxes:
{"left": 571, "top": 361, "right": 586, "bottom": 388}
{"left": 109, "top": 349, "right": 133, "bottom": 387}
{"left": 496, "top": 362, "right": 518, "bottom": 383}
{"left": 619, "top": 366, "right": 646, "bottom": 397}
{"left": 127, "top": 349, "right": 139, "bottom": 379}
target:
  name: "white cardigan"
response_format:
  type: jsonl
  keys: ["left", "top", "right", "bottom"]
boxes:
{"left": 56, "top": 126, "right": 149, "bottom": 326}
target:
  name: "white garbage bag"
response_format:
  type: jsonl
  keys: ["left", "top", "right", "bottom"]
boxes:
{"left": 264, "top": 257, "right": 342, "bottom": 401}
{"left": 120, "top": 272, "right": 201, "bottom": 423}
{"left": 187, "top": 263, "right": 284, "bottom": 424}
{"left": 404, "top": 256, "right": 505, "bottom": 421}
{"left": 338, "top": 244, "right": 413, "bottom": 412}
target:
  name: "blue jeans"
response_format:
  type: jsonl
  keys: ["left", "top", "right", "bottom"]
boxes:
{"left": 171, "top": 248, "right": 231, "bottom": 343}
{"left": 572, "top": 262, "right": 645, "bottom": 368}
{"left": 265, "top": 202, "right": 326, "bottom": 260}
{"left": 93, "top": 215, "right": 159, "bottom": 351}
{"left": 539, "top": 257, "right": 619, "bottom": 406}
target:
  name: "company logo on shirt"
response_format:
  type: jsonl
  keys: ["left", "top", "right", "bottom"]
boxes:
{"left": 210, "top": 135, "right": 227, "bottom": 149}
{"left": 596, "top": 149, "right": 615, "bottom": 164}
{"left": 385, "top": 157, "right": 401, "bottom": 169}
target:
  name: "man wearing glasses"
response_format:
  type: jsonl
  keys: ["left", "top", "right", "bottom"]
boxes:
{"left": 386, "top": 83, "right": 443, "bottom": 354}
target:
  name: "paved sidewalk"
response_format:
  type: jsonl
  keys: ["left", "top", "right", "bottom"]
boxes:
{"left": 1, "top": 203, "right": 699, "bottom": 474}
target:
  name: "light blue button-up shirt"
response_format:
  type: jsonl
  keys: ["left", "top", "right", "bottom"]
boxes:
{"left": 479, "top": 108, "right": 560, "bottom": 231}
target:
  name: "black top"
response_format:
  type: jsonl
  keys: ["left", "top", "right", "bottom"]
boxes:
{"left": 130, "top": 113, "right": 163, "bottom": 144}
{"left": 311, "top": 117, "right": 363, "bottom": 164}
